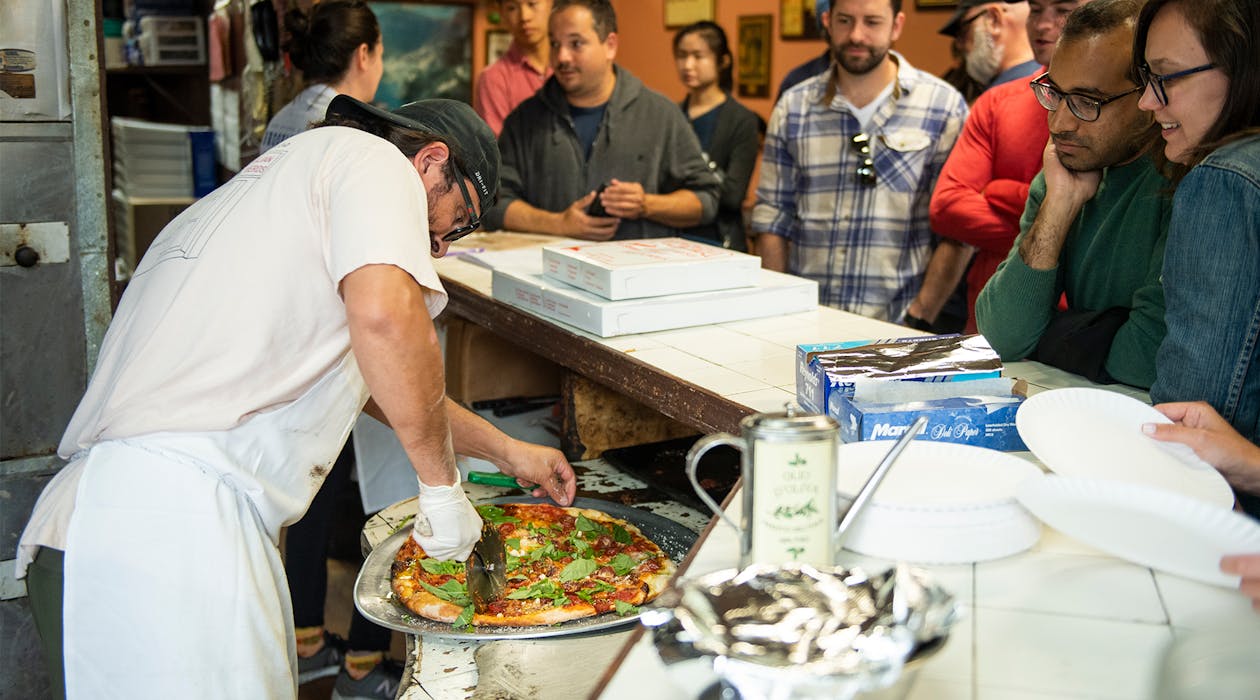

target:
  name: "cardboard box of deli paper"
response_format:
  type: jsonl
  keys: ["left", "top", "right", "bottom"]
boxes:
{"left": 796, "top": 334, "right": 1003, "bottom": 414}
{"left": 492, "top": 266, "right": 817, "bottom": 337}
{"left": 830, "top": 378, "right": 1028, "bottom": 451}
{"left": 541, "top": 238, "right": 760, "bottom": 300}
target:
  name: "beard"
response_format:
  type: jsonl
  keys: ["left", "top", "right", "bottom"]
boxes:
{"left": 832, "top": 41, "right": 889, "bottom": 76}
{"left": 964, "top": 24, "right": 1003, "bottom": 85}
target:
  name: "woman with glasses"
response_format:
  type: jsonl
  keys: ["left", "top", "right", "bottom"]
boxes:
{"left": 671, "top": 21, "right": 762, "bottom": 251}
{"left": 1138, "top": 0, "right": 1260, "bottom": 505}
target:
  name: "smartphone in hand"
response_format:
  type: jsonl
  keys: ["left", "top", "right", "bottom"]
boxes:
{"left": 586, "top": 183, "right": 609, "bottom": 217}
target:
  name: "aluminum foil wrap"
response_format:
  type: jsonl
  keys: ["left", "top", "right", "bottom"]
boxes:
{"left": 642, "top": 564, "right": 958, "bottom": 700}
{"left": 814, "top": 334, "right": 1001, "bottom": 381}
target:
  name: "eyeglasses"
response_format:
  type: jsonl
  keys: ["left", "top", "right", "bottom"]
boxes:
{"left": 851, "top": 133, "right": 876, "bottom": 187}
{"left": 441, "top": 163, "right": 482, "bottom": 243}
{"left": 1137, "top": 62, "right": 1216, "bottom": 106}
{"left": 1029, "top": 72, "right": 1142, "bottom": 122}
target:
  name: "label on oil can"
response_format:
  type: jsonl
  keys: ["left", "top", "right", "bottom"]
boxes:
{"left": 749, "top": 439, "right": 836, "bottom": 567}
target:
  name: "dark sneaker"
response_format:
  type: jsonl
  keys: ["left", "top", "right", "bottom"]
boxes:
{"left": 297, "top": 632, "right": 346, "bottom": 684}
{"left": 331, "top": 659, "right": 404, "bottom": 700}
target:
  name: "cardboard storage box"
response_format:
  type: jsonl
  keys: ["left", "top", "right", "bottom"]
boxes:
{"left": 796, "top": 334, "right": 1003, "bottom": 414}
{"left": 541, "top": 238, "right": 760, "bottom": 300}
{"left": 830, "top": 379, "right": 1029, "bottom": 451}
{"left": 493, "top": 266, "right": 817, "bottom": 337}
{"left": 442, "top": 317, "right": 560, "bottom": 404}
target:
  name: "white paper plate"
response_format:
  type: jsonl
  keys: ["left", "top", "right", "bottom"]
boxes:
{"left": 835, "top": 441, "right": 1045, "bottom": 563}
{"left": 1017, "top": 476, "right": 1260, "bottom": 587}
{"left": 1016, "top": 388, "right": 1234, "bottom": 508}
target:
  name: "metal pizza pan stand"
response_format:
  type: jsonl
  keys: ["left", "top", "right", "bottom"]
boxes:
{"left": 353, "top": 496, "right": 699, "bottom": 641}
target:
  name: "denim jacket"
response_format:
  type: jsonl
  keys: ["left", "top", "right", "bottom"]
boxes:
{"left": 1151, "top": 134, "right": 1260, "bottom": 451}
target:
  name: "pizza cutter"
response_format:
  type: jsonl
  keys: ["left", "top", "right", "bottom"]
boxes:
{"left": 467, "top": 521, "right": 508, "bottom": 612}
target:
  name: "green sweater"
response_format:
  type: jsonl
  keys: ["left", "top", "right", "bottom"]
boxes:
{"left": 975, "top": 154, "right": 1171, "bottom": 388}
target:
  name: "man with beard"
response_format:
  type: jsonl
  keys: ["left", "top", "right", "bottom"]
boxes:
{"left": 475, "top": 0, "right": 552, "bottom": 136}
{"left": 485, "top": 0, "right": 719, "bottom": 240}
{"left": 975, "top": 0, "right": 1171, "bottom": 389}
{"left": 939, "top": 1, "right": 1037, "bottom": 88}
{"left": 926, "top": 0, "right": 1092, "bottom": 334}
{"left": 752, "top": 0, "right": 968, "bottom": 322}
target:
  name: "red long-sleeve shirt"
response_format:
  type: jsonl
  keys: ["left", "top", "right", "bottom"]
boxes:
{"left": 930, "top": 77, "right": 1049, "bottom": 332}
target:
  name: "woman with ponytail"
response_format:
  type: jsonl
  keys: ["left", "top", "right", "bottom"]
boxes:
{"left": 261, "top": 0, "right": 383, "bottom": 153}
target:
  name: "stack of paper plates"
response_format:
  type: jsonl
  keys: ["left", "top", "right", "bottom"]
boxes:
{"left": 836, "top": 441, "right": 1044, "bottom": 563}
{"left": 1015, "top": 388, "right": 1234, "bottom": 507}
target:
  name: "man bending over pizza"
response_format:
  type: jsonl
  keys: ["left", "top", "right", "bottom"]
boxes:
{"left": 16, "top": 96, "right": 576, "bottom": 699}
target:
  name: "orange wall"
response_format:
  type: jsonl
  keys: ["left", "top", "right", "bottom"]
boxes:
{"left": 469, "top": 0, "right": 959, "bottom": 122}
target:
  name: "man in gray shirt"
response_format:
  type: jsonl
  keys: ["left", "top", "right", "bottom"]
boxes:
{"left": 484, "top": 0, "right": 720, "bottom": 240}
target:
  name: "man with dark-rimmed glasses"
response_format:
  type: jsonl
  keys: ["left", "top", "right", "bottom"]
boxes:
{"left": 975, "top": 0, "right": 1172, "bottom": 389}
{"left": 752, "top": 0, "right": 968, "bottom": 322}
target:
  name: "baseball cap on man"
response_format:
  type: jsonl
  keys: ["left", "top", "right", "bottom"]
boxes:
{"left": 939, "top": 0, "right": 1026, "bottom": 37}
{"left": 325, "top": 95, "right": 500, "bottom": 214}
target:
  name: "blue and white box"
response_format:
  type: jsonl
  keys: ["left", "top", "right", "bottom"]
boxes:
{"left": 830, "top": 378, "right": 1028, "bottom": 451}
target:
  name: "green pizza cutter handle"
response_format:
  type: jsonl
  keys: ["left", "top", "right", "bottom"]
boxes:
{"left": 467, "top": 470, "right": 535, "bottom": 490}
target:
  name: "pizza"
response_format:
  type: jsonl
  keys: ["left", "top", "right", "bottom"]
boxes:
{"left": 391, "top": 503, "right": 677, "bottom": 628}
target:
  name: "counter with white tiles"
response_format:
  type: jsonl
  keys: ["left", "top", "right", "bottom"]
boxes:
{"left": 405, "top": 236, "right": 1257, "bottom": 699}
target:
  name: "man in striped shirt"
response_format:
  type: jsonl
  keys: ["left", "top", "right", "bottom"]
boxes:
{"left": 753, "top": 0, "right": 969, "bottom": 322}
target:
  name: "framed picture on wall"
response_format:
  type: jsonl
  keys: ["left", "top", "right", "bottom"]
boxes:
{"left": 780, "top": 0, "right": 823, "bottom": 40}
{"left": 485, "top": 29, "right": 511, "bottom": 65}
{"left": 368, "top": 2, "right": 472, "bottom": 106}
{"left": 664, "top": 0, "right": 715, "bottom": 28}
{"left": 737, "top": 15, "right": 773, "bottom": 99}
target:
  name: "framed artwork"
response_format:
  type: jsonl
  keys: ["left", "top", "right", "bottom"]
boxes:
{"left": 368, "top": 2, "right": 472, "bottom": 107}
{"left": 485, "top": 29, "right": 511, "bottom": 66}
{"left": 736, "top": 15, "right": 773, "bottom": 99}
{"left": 664, "top": 0, "right": 715, "bottom": 28}
{"left": 916, "top": 0, "right": 958, "bottom": 7}
{"left": 780, "top": 0, "right": 822, "bottom": 40}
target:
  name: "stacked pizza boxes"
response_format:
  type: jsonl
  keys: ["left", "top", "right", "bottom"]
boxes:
{"left": 490, "top": 238, "right": 817, "bottom": 337}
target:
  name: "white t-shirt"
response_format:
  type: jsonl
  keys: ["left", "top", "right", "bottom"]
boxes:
{"left": 59, "top": 126, "right": 446, "bottom": 456}
{"left": 260, "top": 83, "right": 337, "bottom": 154}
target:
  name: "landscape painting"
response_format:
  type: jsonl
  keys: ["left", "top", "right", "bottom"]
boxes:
{"left": 369, "top": 2, "right": 472, "bottom": 107}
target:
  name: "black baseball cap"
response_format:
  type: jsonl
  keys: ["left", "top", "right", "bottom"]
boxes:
{"left": 939, "top": 0, "right": 1026, "bottom": 37}
{"left": 325, "top": 95, "right": 500, "bottom": 214}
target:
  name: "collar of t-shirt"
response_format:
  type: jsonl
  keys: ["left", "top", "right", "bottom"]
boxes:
{"left": 844, "top": 81, "right": 896, "bottom": 132}
{"left": 569, "top": 103, "right": 608, "bottom": 161}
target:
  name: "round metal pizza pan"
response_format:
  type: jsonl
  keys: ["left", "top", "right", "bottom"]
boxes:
{"left": 353, "top": 496, "right": 700, "bottom": 640}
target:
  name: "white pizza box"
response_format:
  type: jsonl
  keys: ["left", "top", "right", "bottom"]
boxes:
{"left": 492, "top": 266, "right": 818, "bottom": 337}
{"left": 541, "top": 238, "right": 761, "bottom": 300}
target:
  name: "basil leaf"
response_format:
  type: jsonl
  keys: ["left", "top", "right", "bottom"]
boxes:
{"left": 614, "top": 600, "right": 640, "bottom": 616}
{"left": 419, "top": 579, "right": 471, "bottom": 607}
{"left": 569, "top": 533, "right": 592, "bottom": 556}
{"left": 576, "top": 514, "right": 601, "bottom": 534}
{"left": 475, "top": 505, "right": 520, "bottom": 525}
{"left": 575, "top": 580, "right": 616, "bottom": 603}
{"left": 506, "top": 554, "right": 522, "bottom": 571}
{"left": 609, "top": 553, "right": 636, "bottom": 576}
{"left": 419, "top": 559, "right": 465, "bottom": 576}
{"left": 505, "top": 537, "right": 522, "bottom": 551}
{"left": 559, "top": 558, "right": 597, "bottom": 582}
{"left": 452, "top": 605, "right": 474, "bottom": 630}
{"left": 506, "top": 579, "right": 566, "bottom": 602}
{"left": 611, "top": 523, "right": 632, "bottom": 545}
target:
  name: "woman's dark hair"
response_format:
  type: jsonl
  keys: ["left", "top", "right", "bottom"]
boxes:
{"left": 673, "top": 21, "right": 734, "bottom": 93}
{"left": 284, "top": 0, "right": 381, "bottom": 85}
{"left": 1133, "top": 0, "right": 1260, "bottom": 168}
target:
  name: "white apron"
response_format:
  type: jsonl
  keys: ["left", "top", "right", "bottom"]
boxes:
{"left": 62, "top": 354, "right": 368, "bottom": 700}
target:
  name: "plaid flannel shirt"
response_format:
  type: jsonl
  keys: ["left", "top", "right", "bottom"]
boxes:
{"left": 752, "top": 53, "right": 968, "bottom": 321}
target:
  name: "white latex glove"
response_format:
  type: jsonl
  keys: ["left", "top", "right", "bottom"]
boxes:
{"left": 411, "top": 478, "right": 482, "bottom": 561}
